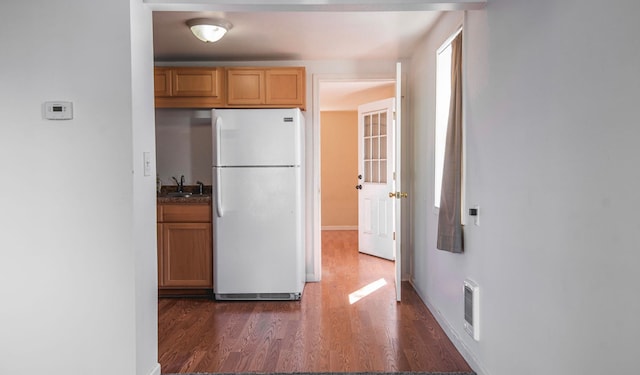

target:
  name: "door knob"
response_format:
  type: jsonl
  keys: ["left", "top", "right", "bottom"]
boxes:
{"left": 389, "top": 192, "right": 397, "bottom": 198}
{"left": 356, "top": 184, "right": 363, "bottom": 190}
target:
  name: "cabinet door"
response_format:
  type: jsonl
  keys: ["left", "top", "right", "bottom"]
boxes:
{"left": 172, "top": 68, "right": 222, "bottom": 98}
{"left": 161, "top": 223, "right": 212, "bottom": 288}
{"left": 227, "top": 68, "right": 265, "bottom": 105}
{"left": 265, "top": 68, "right": 305, "bottom": 107}
{"left": 155, "top": 67, "right": 225, "bottom": 108}
{"left": 154, "top": 68, "right": 172, "bottom": 97}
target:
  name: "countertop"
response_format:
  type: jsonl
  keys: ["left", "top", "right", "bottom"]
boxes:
{"left": 157, "top": 194, "right": 211, "bottom": 204}
{"left": 157, "top": 185, "right": 212, "bottom": 204}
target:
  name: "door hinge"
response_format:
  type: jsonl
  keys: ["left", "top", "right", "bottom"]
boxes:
{"left": 393, "top": 172, "right": 396, "bottom": 181}
{"left": 393, "top": 232, "right": 396, "bottom": 241}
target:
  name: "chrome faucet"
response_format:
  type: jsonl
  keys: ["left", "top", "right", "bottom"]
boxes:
{"left": 172, "top": 175, "right": 185, "bottom": 192}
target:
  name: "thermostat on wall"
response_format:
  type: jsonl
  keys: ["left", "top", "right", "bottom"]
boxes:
{"left": 43, "top": 101, "right": 73, "bottom": 120}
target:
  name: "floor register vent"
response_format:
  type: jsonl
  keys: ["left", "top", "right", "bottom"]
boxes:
{"left": 463, "top": 279, "right": 480, "bottom": 341}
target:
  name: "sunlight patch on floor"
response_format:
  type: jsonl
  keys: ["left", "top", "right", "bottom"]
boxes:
{"left": 348, "top": 278, "right": 387, "bottom": 304}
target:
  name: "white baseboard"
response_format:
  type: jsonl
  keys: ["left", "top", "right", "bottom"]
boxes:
{"left": 409, "top": 279, "right": 489, "bottom": 375}
{"left": 147, "top": 362, "right": 161, "bottom": 375}
{"left": 321, "top": 225, "right": 357, "bottom": 230}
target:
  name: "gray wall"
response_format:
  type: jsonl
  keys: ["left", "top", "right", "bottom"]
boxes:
{"left": 408, "top": 2, "right": 640, "bottom": 375}
{"left": 0, "top": 1, "right": 158, "bottom": 374}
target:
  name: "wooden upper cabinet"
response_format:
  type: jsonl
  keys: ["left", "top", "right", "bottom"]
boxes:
{"left": 155, "top": 66, "right": 305, "bottom": 109}
{"left": 154, "top": 67, "right": 224, "bottom": 108}
{"left": 227, "top": 67, "right": 305, "bottom": 109}
{"left": 172, "top": 68, "right": 222, "bottom": 97}
{"left": 265, "top": 68, "right": 305, "bottom": 108}
{"left": 154, "top": 68, "right": 172, "bottom": 97}
{"left": 226, "top": 69, "right": 265, "bottom": 106}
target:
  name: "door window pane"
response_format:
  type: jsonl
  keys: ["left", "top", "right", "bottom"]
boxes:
{"left": 372, "top": 137, "right": 379, "bottom": 159}
{"left": 372, "top": 160, "right": 379, "bottom": 183}
{"left": 380, "top": 160, "right": 387, "bottom": 183}
{"left": 362, "top": 110, "right": 388, "bottom": 184}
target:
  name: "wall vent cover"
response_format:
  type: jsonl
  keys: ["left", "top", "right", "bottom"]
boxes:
{"left": 464, "top": 279, "right": 480, "bottom": 341}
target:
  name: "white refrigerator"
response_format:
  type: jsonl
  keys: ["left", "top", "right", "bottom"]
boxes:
{"left": 212, "top": 108, "right": 305, "bottom": 300}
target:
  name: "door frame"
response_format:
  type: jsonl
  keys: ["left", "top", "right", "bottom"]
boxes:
{"left": 311, "top": 72, "right": 406, "bottom": 284}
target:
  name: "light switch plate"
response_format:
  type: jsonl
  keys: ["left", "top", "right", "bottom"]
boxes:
{"left": 143, "top": 152, "right": 152, "bottom": 176}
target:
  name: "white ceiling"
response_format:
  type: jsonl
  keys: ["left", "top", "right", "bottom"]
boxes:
{"left": 319, "top": 80, "right": 396, "bottom": 111}
{"left": 152, "top": 10, "right": 442, "bottom": 109}
{"left": 153, "top": 11, "right": 442, "bottom": 61}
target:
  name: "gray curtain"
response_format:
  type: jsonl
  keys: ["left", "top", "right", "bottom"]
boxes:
{"left": 437, "top": 32, "right": 463, "bottom": 253}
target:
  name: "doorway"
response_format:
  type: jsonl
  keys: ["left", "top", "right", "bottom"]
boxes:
{"left": 318, "top": 78, "right": 396, "bottom": 294}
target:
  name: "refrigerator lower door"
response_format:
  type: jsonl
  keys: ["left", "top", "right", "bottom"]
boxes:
{"left": 213, "top": 166, "right": 304, "bottom": 300}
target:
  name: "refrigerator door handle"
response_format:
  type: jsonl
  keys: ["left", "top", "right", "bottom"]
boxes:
{"left": 214, "top": 115, "right": 224, "bottom": 217}
{"left": 214, "top": 115, "right": 222, "bottom": 167}
{"left": 215, "top": 168, "right": 223, "bottom": 217}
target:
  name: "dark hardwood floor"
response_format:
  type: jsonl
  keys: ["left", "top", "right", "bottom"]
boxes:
{"left": 158, "top": 230, "right": 473, "bottom": 373}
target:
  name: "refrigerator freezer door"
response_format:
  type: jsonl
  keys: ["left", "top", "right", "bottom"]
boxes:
{"left": 213, "top": 166, "right": 304, "bottom": 297}
{"left": 213, "top": 108, "right": 302, "bottom": 167}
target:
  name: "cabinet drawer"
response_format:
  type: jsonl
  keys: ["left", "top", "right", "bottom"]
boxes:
{"left": 161, "top": 204, "right": 211, "bottom": 222}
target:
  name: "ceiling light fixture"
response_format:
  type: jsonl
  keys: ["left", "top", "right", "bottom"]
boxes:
{"left": 186, "top": 18, "right": 233, "bottom": 43}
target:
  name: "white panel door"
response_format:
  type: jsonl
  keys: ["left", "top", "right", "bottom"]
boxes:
{"left": 357, "top": 98, "right": 395, "bottom": 261}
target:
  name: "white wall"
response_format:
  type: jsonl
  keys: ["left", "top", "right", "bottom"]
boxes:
{"left": 131, "top": 1, "right": 161, "bottom": 375}
{"left": 0, "top": 1, "right": 158, "bottom": 374}
{"left": 155, "top": 109, "right": 213, "bottom": 186}
{"left": 408, "top": 2, "right": 640, "bottom": 375}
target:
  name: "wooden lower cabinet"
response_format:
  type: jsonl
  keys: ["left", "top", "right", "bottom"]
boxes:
{"left": 161, "top": 222, "right": 212, "bottom": 287}
{"left": 157, "top": 203, "right": 213, "bottom": 296}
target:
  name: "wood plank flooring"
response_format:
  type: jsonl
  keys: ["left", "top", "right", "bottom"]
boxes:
{"left": 158, "top": 230, "right": 473, "bottom": 373}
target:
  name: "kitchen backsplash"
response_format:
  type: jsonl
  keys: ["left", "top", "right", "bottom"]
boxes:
{"left": 155, "top": 108, "right": 213, "bottom": 185}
